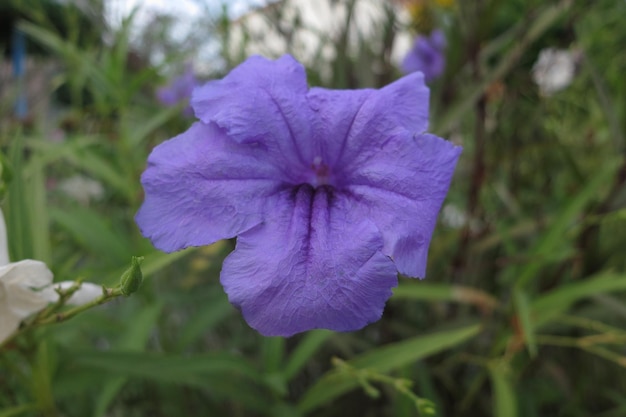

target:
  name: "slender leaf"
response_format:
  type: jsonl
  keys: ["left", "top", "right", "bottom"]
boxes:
{"left": 284, "top": 330, "right": 333, "bottom": 381}
{"left": 76, "top": 350, "right": 272, "bottom": 412}
{"left": 262, "top": 337, "right": 286, "bottom": 374}
{"left": 532, "top": 273, "right": 626, "bottom": 327}
{"left": 393, "top": 283, "right": 500, "bottom": 310}
{"left": 297, "top": 324, "right": 480, "bottom": 413}
{"left": 125, "top": 106, "right": 181, "bottom": 148}
{"left": 49, "top": 206, "right": 131, "bottom": 265}
{"left": 177, "top": 295, "right": 233, "bottom": 351}
{"left": 6, "top": 134, "right": 33, "bottom": 261}
{"left": 513, "top": 289, "right": 537, "bottom": 357}
{"left": 488, "top": 362, "right": 517, "bottom": 417}
{"left": 72, "top": 351, "right": 264, "bottom": 384}
{"left": 0, "top": 405, "right": 37, "bottom": 417}
{"left": 92, "top": 303, "right": 163, "bottom": 417}
{"left": 516, "top": 160, "right": 620, "bottom": 288}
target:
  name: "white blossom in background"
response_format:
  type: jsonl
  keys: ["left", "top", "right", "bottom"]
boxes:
{"left": 440, "top": 204, "right": 482, "bottom": 232}
{"left": 441, "top": 203, "right": 467, "bottom": 229}
{"left": 58, "top": 175, "right": 105, "bottom": 205}
{"left": 0, "top": 209, "right": 102, "bottom": 343}
{"left": 532, "top": 48, "right": 578, "bottom": 96}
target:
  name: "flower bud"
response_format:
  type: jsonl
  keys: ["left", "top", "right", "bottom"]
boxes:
{"left": 119, "top": 256, "right": 144, "bottom": 296}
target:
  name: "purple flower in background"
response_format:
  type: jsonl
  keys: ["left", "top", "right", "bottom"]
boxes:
{"left": 402, "top": 30, "right": 446, "bottom": 82}
{"left": 136, "top": 55, "right": 461, "bottom": 337}
{"left": 156, "top": 65, "right": 199, "bottom": 116}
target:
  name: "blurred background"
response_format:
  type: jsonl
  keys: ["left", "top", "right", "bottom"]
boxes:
{"left": 1, "top": 0, "right": 625, "bottom": 416}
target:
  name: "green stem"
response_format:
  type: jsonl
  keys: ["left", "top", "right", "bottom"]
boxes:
{"left": 0, "top": 286, "right": 124, "bottom": 351}
{"left": 35, "top": 287, "right": 123, "bottom": 325}
{"left": 332, "top": 358, "right": 436, "bottom": 415}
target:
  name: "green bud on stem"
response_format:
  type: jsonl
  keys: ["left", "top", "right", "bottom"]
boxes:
{"left": 120, "top": 256, "right": 144, "bottom": 296}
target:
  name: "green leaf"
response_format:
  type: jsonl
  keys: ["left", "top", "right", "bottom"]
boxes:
{"left": 125, "top": 106, "right": 181, "bottom": 148}
{"left": 92, "top": 303, "right": 163, "bottom": 417}
{"left": 513, "top": 289, "right": 537, "bottom": 357}
{"left": 392, "top": 283, "right": 453, "bottom": 301}
{"left": 31, "top": 342, "right": 57, "bottom": 416}
{"left": 509, "top": 155, "right": 620, "bottom": 356}
{"left": 139, "top": 248, "right": 196, "bottom": 278}
{"left": 393, "top": 283, "right": 500, "bottom": 310}
{"left": 532, "top": 273, "right": 626, "bottom": 327}
{"left": 22, "top": 156, "right": 51, "bottom": 263}
{"left": 63, "top": 150, "right": 134, "bottom": 199}
{"left": 118, "top": 303, "right": 164, "bottom": 351}
{"left": 262, "top": 337, "right": 286, "bottom": 374}
{"left": 350, "top": 325, "right": 480, "bottom": 371}
{"left": 72, "top": 351, "right": 273, "bottom": 413}
{"left": 177, "top": 294, "right": 233, "bottom": 351}
{"left": 0, "top": 404, "right": 37, "bottom": 417}
{"left": 6, "top": 134, "right": 34, "bottom": 261}
{"left": 261, "top": 337, "right": 288, "bottom": 396}
{"left": 49, "top": 206, "right": 131, "bottom": 265}
{"left": 29, "top": 137, "right": 134, "bottom": 200}
{"left": 488, "top": 362, "right": 517, "bottom": 417}
{"left": 72, "top": 351, "right": 264, "bottom": 384}
{"left": 515, "top": 160, "right": 620, "bottom": 288}
{"left": 92, "top": 379, "right": 125, "bottom": 417}
{"left": 283, "top": 330, "right": 333, "bottom": 381}
{"left": 297, "top": 324, "right": 480, "bottom": 413}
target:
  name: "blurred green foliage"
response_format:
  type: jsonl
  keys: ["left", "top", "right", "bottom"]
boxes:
{"left": 1, "top": 0, "right": 625, "bottom": 416}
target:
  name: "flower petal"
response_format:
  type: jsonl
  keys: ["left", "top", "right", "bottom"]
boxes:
{"left": 0, "top": 259, "right": 53, "bottom": 288}
{"left": 63, "top": 282, "right": 103, "bottom": 305}
{"left": 136, "top": 122, "right": 287, "bottom": 252}
{"left": 308, "top": 72, "right": 430, "bottom": 172}
{"left": 345, "top": 133, "right": 462, "bottom": 278}
{"left": 220, "top": 186, "right": 398, "bottom": 337}
{"left": 192, "top": 55, "right": 314, "bottom": 169}
{"left": 40, "top": 281, "right": 103, "bottom": 306}
{"left": 401, "top": 31, "right": 446, "bottom": 81}
{"left": 0, "top": 209, "right": 9, "bottom": 266}
{"left": 0, "top": 260, "right": 53, "bottom": 318}
{"left": 0, "top": 304, "right": 20, "bottom": 343}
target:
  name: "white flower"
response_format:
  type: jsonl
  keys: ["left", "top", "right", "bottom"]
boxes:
{"left": 0, "top": 209, "right": 102, "bottom": 343}
{"left": 0, "top": 203, "right": 8, "bottom": 267}
{"left": 532, "top": 48, "right": 578, "bottom": 96}
{"left": 57, "top": 175, "right": 105, "bottom": 205}
{"left": 441, "top": 204, "right": 467, "bottom": 229}
{"left": 440, "top": 203, "right": 481, "bottom": 232}
{"left": 0, "top": 259, "right": 55, "bottom": 342}
{"left": 41, "top": 281, "right": 103, "bottom": 306}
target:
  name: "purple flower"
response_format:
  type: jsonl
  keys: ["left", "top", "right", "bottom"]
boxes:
{"left": 136, "top": 55, "right": 461, "bottom": 337}
{"left": 156, "top": 65, "right": 199, "bottom": 116}
{"left": 402, "top": 30, "right": 446, "bottom": 82}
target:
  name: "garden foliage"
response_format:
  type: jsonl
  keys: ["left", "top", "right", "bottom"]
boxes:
{"left": 1, "top": 0, "right": 625, "bottom": 416}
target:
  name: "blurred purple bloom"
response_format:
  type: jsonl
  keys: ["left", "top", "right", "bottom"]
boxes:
{"left": 136, "top": 55, "right": 461, "bottom": 337}
{"left": 402, "top": 30, "right": 446, "bottom": 82}
{"left": 156, "top": 65, "right": 199, "bottom": 116}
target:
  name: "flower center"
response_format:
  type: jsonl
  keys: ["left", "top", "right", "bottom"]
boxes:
{"left": 310, "top": 156, "right": 331, "bottom": 188}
